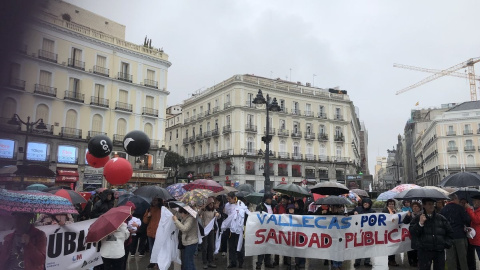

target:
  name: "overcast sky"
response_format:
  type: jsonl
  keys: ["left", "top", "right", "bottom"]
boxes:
{"left": 66, "top": 0, "right": 480, "bottom": 174}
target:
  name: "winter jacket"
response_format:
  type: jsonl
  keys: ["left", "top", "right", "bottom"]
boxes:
{"left": 198, "top": 209, "right": 216, "bottom": 227}
{"left": 439, "top": 202, "right": 471, "bottom": 239}
{"left": 409, "top": 211, "right": 454, "bottom": 251}
{"left": 0, "top": 225, "right": 46, "bottom": 270}
{"left": 274, "top": 203, "right": 287, "bottom": 214}
{"left": 465, "top": 207, "right": 480, "bottom": 246}
{"left": 143, "top": 206, "right": 161, "bottom": 238}
{"left": 90, "top": 190, "right": 114, "bottom": 218}
{"left": 100, "top": 223, "right": 130, "bottom": 259}
{"left": 348, "top": 198, "right": 376, "bottom": 215}
{"left": 256, "top": 202, "right": 273, "bottom": 214}
{"left": 174, "top": 215, "right": 199, "bottom": 246}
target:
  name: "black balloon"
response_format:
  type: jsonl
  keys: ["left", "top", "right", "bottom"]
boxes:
{"left": 87, "top": 135, "right": 113, "bottom": 158}
{"left": 123, "top": 130, "right": 150, "bottom": 156}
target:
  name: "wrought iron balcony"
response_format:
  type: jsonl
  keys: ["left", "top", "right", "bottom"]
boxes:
{"left": 264, "top": 128, "right": 275, "bottom": 135}
{"left": 212, "top": 129, "right": 220, "bottom": 136}
{"left": 334, "top": 114, "right": 344, "bottom": 121}
{"left": 183, "top": 138, "right": 189, "bottom": 144}
{"left": 93, "top": 65, "right": 109, "bottom": 77}
{"left": 196, "top": 133, "right": 203, "bottom": 140}
{"left": 465, "top": 145, "right": 476, "bottom": 152}
{"left": 278, "top": 152, "right": 290, "bottom": 159}
{"left": 292, "top": 153, "right": 303, "bottom": 160}
{"left": 203, "top": 131, "right": 212, "bottom": 139}
{"left": 64, "top": 90, "right": 84, "bottom": 103}
{"left": 245, "top": 101, "right": 255, "bottom": 108}
{"left": 279, "top": 107, "right": 288, "bottom": 114}
{"left": 447, "top": 147, "right": 458, "bottom": 152}
{"left": 291, "top": 109, "right": 301, "bottom": 115}
{"left": 212, "top": 106, "right": 219, "bottom": 113}
{"left": 447, "top": 131, "right": 456, "bottom": 136}
{"left": 318, "top": 155, "right": 329, "bottom": 162}
{"left": 277, "top": 129, "right": 289, "bottom": 137}
{"left": 38, "top": 49, "right": 57, "bottom": 63}
{"left": 187, "top": 157, "right": 194, "bottom": 163}
{"left": 195, "top": 155, "right": 204, "bottom": 162}
{"left": 197, "top": 112, "right": 204, "bottom": 119}
{"left": 60, "top": 127, "right": 82, "bottom": 139}
{"left": 334, "top": 134, "right": 345, "bottom": 142}
{"left": 221, "top": 149, "right": 233, "bottom": 157}
{"left": 142, "top": 107, "right": 159, "bottom": 117}
{"left": 117, "top": 72, "right": 132, "bottom": 83}
{"left": 317, "top": 112, "right": 327, "bottom": 119}
{"left": 245, "top": 124, "right": 257, "bottom": 133}
{"left": 223, "top": 125, "right": 232, "bottom": 134}
{"left": 113, "top": 134, "right": 125, "bottom": 143}
{"left": 68, "top": 58, "right": 85, "bottom": 70}
{"left": 304, "top": 111, "right": 314, "bottom": 117}
{"left": 318, "top": 133, "right": 328, "bottom": 141}
{"left": 189, "top": 136, "right": 195, "bottom": 143}
{"left": 34, "top": 84, "right": 57, "bottom": 97}
{"left": 463, "top": 129, "right": 473, "bottom": 135}
{"left": 8, "top": 78, "right": 25, "bottom": 90}
{"left": 144, "top": 79, "right": 158, "bottom": 89}
{"left": 291, "top": 131, "right": 302, "bottom": 138}
{"left": 304, "top": 132, "right": 316, "bottom": 140}
{"left": 211, "top": 152, "right": 219, "bottom": 159}
{"left": 87, "top": 131, "right": 107, "bottom": 139}
{"left": 90, "top": 96, "right": 109, "bottom": 108}
{"left": 241, "top": 148, "right": 258, "bottom": 156}
{"left": 204, "top": 110, "right": 211, "bottom": 117}
{"left": 115, "top": 101, "right": 133, "bottom": 112}
{"left": 224, "top": 102, "right": 231, "bottom": 109}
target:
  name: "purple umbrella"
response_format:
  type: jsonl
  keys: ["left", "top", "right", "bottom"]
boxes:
{"left": 0, "top": 189, "right": 78, "bottom": 214}
{"left": 166, "top": 183, "right": 188, "bottom": 200}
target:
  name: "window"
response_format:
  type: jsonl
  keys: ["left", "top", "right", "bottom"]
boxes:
{"left": 280, "top": 119, "right": 286, "bottom": 130}
{"left": 280, "top": 99, "right": 285, "bottom": 111}
{"left": 39, "top": 70, "right": 52, "bottom": 86}
{"left": 335, "top": 108, "right": 341, "bottom": 118}
{"left": 121, "top": 62, "right": 129, "bottom": 75}
{"left": 185, "top": 130, "right": 189, "bottom": 138}
{"left": 42, "top": 38, "right": 54, "bottom": 52}
{"left": 9, "top": 62, "right": 21, "bottom": 80}
{"left": 280, "top": 140, "right": 286, "bottom": 153}
{"left": 247, "top": 137, "right": 254, "bottom": 153}
{"left": 2, "top": 98, "right": 16, "bottom": 118}
{"left": 293, "top": 101, "right": 299, "bottom": 113}
{"left": 206, "top": 143, "right": 210, "bottom": 155}
{"left": 199, "top": 125, "right": 203, "bottom": 134}
{"left": 335, "top": 126, "right": 342, "bottom": 137}
{"left": 247, "top": 114, "right": 254, "bottom": 125}
{"left": 293, "top": 122, "right": 299, "bottom": 133}
{"left": 448, "top": 125, "right": 454, "bottom": 132}
{"left": 119, "top": 90, "right": 128, "bottom": 103}
{"left": 57, "top": 145, "right": 78, "bottom": 164}
{"left": 69, "top": 78, "right": 80, "bottom": 94}
{"left": 467, "top": 155, "right": 475, "bottom": 165}
{"left": 448, "top": 140, "right": 456, "bottom": 148}
{"left": 169, "top": 132, "right": 172, "bottom": 140}
{"left": 293, "top": 142, "right": 300, "bottom": 157}
{"left": 306, "top": 124, "right": 312, "bottom": 134}
{"left": 336, "top": 146, "right": 342, "bottom": 158}
{"left": 466, "top": 139, "right": 473, "bottom": 147}
{"left": 92, "top": 114, "right": 102, "bottom": 132}
{"left": 26, "top": 142, "right": 49, "bottom": 161}
{"left": 449, "top": 155, "right": 457, "bottom": 165}
{"left": 207, "top": 122, "right": 211, "bottom": 132}
{"left": 319, "top": 105, "right": 324, "bottom": 115}
{"left": 176, "top": 129, "right": 178, "bottom": 138}
{"left": 96, "top": 55, "right": 106, "bottom": 68}
{"left": 192, "top": 127, "right": 195, "bottom": 137}
{"left": 35, "top": 104, "right": 49, "bottom": 122}
{"left": 226, "top": 94, "right": 230, "bottom": 103}
{"left": 292, "top": 165, "right": 301, "bottom": 177}
{"left": 215, "top": 120, "right": 218, "bottom": 131}
{"left": 226, "top": 115, "right": 231, "bottom": 126}
{"left": 94, "top": 84, "right": 105, "bottom": 99}
{"left": 147, "top": 69, "right": 155, "bottom": 81}
{"left": 306, "top": 143, "right": 313, "bottom": 155}
{"left": 319, "top": 125, "right": 325, "bottom": 135}
{"left": 65, "top": 109, "right": 77, "bottom": 128}
{"left": 319, "top": 144, "right": 326, "bottom": 158}
{"left": 146, "top": 96, "right": 154, "bottom": 109}
{"left": 247, "top": 93, "right": 253, "bottom": 106}
{"left": 225, "top": 136, "right": 231, "bottom": 150}
{"left": 71, "top": 48, "right": 82, "bottom": 62}
{"left": 0, "top": 139, "right": 15, "bottom": 159}
{"left": 278, "top": 163, "right": 288, "bottom": 176}
{"left": 117, "top": 118, "right": 127, "bottom": 135}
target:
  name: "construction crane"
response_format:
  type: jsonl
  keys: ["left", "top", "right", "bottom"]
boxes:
{"left": 395, "top": 57, "right": 480, "bottom": 101}
{"left": 393, "top": 63, "right": 480, "bottom": 81}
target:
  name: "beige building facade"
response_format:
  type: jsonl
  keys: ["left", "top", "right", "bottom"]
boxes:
{"left": 0, "top": 0, "right": 171, "bottom": 189}
{"left": 166, "top": 74, "right": 362, "bottom": 190}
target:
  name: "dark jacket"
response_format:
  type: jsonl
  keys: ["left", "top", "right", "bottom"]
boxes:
{"left": 349, "top": 198, "right": 375, "bottom": 215}
{"left": 409, "top": 211, "right": 454, "bottom": 251}
{"left": 439, "top": 202, "right": 471, "bottom": 239}
{"left": 90, "top": 189, "right": 114, "bottom": 218}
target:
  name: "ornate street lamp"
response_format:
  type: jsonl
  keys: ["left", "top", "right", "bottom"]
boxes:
{"left": 252, "top": 89, "right": 280, "bottom": 194}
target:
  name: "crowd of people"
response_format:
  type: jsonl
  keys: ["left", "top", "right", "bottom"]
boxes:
{"left": 2, "top": 187, "right": 480, "bottom": 270}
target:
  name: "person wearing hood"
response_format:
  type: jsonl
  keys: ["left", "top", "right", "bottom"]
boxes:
{"left": 91, "top": 189, "right": 114, "bottom": 218}
{"left": 256, "top": 193, "right": 275, "bottom": 269}
{"left": 403, "top": 201, "right": 423, "bottom": 267}
{"left": 382, "top": 199, "right": 400, "bottom": 266}
{"left": 350, "top": 197, "right": 375, "bottom": 267}
{"left": 198, "top": 197, "right": 219, "bottom": 269}
{"left": 409, "top": 198, "right": 453, "bottom": 270}
{"left": 143, "top": 197, "right": 163, "bottom": 269}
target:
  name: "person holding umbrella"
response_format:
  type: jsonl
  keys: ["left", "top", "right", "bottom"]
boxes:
{"left": 403, "top": 201, "right": 423, "bottom": 267}
{"left": 99, "top": 215, "right": 130, "bottom": 270}
{"left": 409, "top": 198, "right": 453, "bottom": 270}
{"left": 172, "top": 205, "right": 199, "bottom": 270}
{"left": 91, "top": 189, "right": 114, "bottom": 218}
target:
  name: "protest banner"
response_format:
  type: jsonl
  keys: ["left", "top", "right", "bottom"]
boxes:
{"left": 37, "top": 219, "right": 102, "bottom": 270}
{"left": 245, "top": 212, "right": 411, "bottom": 261}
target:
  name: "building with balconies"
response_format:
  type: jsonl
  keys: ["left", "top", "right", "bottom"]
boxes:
{"left": 413, "top": 101, "right": 480, "bottom": 186}
{"left": 165, "top": 74, "right": 363, "bottom": 190}
{"left": 0, "top": 0, "right": 171, "bottom": 190}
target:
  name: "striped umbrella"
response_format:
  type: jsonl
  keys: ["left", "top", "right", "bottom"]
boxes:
{"left": 184, "top": 179, "right": 223, "bottom": 193}
{"left": 0, "top": 189, "right": 78, "bottom": 214}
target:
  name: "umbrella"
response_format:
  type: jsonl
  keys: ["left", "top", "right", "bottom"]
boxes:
{"left": 166, "top": 183, "right": 188, "bottom": 200}
{"left": 0, "top": 164, "right": 55, "bottom": 177}
{"left": 236, "top": 184, "right": 255, "bottom": 195}
{"left": 390, "top": 184, "right": 421, "bottom": 193}
{"left": 350, "top": 189, "right": 369, "bottom": 197}
{"left": 168, "top": 201, "right": 198, "bottom": 218}
{"left": 133, "top": 185, "right": 174, "bottom": 202}
{"left": 245, "top": 192, "right": 264, "bottom": 205}
{"left": 452, "top": 187, "right": 480, "bottom": 201}
{"left": 0, "top": 189, "right": 78, "bottom": 214}
{"left": 95, "top": 187, "right": 107, "bottom": 193}
{"left": 48, "top": 189, "right": 87, "bottom": 204}
{"left": 25, "top": 184, "right": 48, "bottom": 191}
{"left": 314, "top": 196, "right": 353, "bottom": 205}
{"left": 376, "top": 190, "right": 399, "bottom": 201}
{"left": 393, "top": 188, "right": 449, "bottom": 201}
{"left": 310, "top": 181, "right": 349, "bottom": 195}
{"left": 347, "top": 191, "right": 362, "bottom": 202}
{"left": 213, "top": 186, "right": 238, "bottom": 196}
{"left": 43, "top": 186, "right": 71, "bottom": 192}
{"left": 423, "top": 186, "right": 451, "bottom": 195}
{"left": 180, "top": 189, "right": 214, "bottom": 207}
{"left": 235, "top": 191, "right": 250, "bottom": 198}
{"left": 86, "top": 205, "right": 132, "bottom": 243}
{"left": 117, "top": 194, "right": 150, "bottom": 218}
{"left": 273, "top": 183, "right": 310, "bottom": 197}
{"left": 114, "top": 190, "right": 131, "bottom": 199}
{"left": 438, "top": 172, "right": 480, "bottom": 187}
{"left": 184, "top": 179, "right": 223, "bottom": 193}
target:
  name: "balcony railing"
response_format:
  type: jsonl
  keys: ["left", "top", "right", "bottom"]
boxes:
{"left": 317, "top": 112, "right": 327, "bottom": 119}
{"left": 304, "top": 111, "right": 314, "bottom": 117}
{"left": 32, "top": 123, "right": 53, "bottom": 135}
{"left": 87, "top": 131, "right": 107, "bottom": 139}
{"left": 278, "top": 152, "right": 290, "bottom": 159}
{"left": 196, "top": 133, "right": 203, "bottom": 140}
{"left": 224, "top": 102, "right": 231, "bottom": 109}
{"left": 291, "top": 131, "right": 302, "bottom": 138}
{"left": 195, "top": 155, "right": 203, "bottom": 162}
{"left": 221, "top": 149, "right": 233, "bottom": 157}
{"left": 318, "top": 133, "right": 328, "bottom": 141}
{"left": 68, "top": 58, "right": 85, "bottom": 70}
{"left": 64, "top": 90, "right": 84, "bottom": 103}
{"left": 245, "top": 101, "right": 255, "bottom": 108}
{"left": 212, "top": 106, "right": 219, "bottom": 113}
{"left": 8, "top": 78, "right": 26, "bottom": 90}
{"left": 245, "top": 124, "right": 257, "bottom": 133}
{"left": 211, "top": 152, "right": 219, "bottom": 159}
{"left": 204, "top": 131, "right": 212, "bottom": 139}
{"left": 334, "top": 114, "right": 344, "bottom": 121}
{"left": 277, "top": 129, "right": 289, "bottom": 137}
{"left": 142, "top": 107, "right": 159, "bottom": 117}
{"left": 204, "top": 110, "right": 211, "bottom": 117}
{"left": 113, "top": 134, "right": 125, "bottom": 143}
{"left": 223, "top": 125, "right": 232, "bottom": 134}
{"left": 465, "top": 145, "right": 476, "bottom": 152}
{"left": 197, "top": 112, "right": 204, "bottom": 119}
{"left": 447, "top": 131, "right": 456, "bottom": 136}
{"left": 264, "top": 128, "right": 275, "bottom": 135}
{"left": 115, "top": 101, "right": 133, "bottom": 112}
{"left": 38, "top": 49, "right": 57, "bottom": 63}
{"left": 292, "top": 153, "right": 303, "bottom": 160}
{"left": 34, "top": 84, "right": 57, "bottom": 97}
{"left": 241, "top": 148, "right": 258, "bottom": 156}
{"left": 279, "top": 107, "right": 288, "bottom": 114}
{"left": 150, "top": 139, "right": 159, "bottom": 149}
{"left": 305, "top": 154, "right": 316, "bottom": 161}
{"left": 334, "top": 134, "right": 345, "bottom": 142}
{"left": 183, "top": 138, "right": 189, "bottom": 144}
{"left": 318, "top": 155, "right": 329, "bottom": 162}
{"left": 60, "top": 127, "right": 82, "bottom": 139}
{"left": 212, "top": 129, "right": 220, "bottom": 136}
{"left": 93, "top": 65, "right": 109, "bottom": 77}
{"left": 117, "top": 72, "right": 133, "bottom": 83}
{"left": 291, "top": 109, "right": 301, "bottom": 115}
{"left": 304, "top": 132, "right": 315, "bottom": 140}
{"left": 189, "top": 136, "right": 195, "bottom": 143}
{"left": 463, "top": 130, "right": 473, "bottom": 135}
{"left": 447, "top": 147, "right": 458, "bottom": 152}
{"left": 144, "top": 79, "right": 158, "bottom": 89}
{"left": 90, "top": 96, "right": 109, "bottom": 108}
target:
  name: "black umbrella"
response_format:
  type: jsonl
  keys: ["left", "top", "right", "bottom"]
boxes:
{"left": 310, "top": 181, "right": 349, "bottom": 195}
{"left": 438, "top": 172, "right": 480, "bottom": 187}
{"left": 235, "top": 191, "right": 250, "bottom": 198}
{"left": 245, "top": 192, "right": 264, "bottom": 205}
{"left": 0, "top": 164, "right": 56, "bottom": 177}
{"left": 133, "top": 185, "right": 174, "bottom": 202}
{"left": 351, "top": 189, "right": 369, "bottom": 197}
{"left": 314, "top": 196, "right": 353, "bottom": 205}
{"left": 393, "top": 188, "right": 449, "bottom": 201}
{"left": 117, "top": 194, "right": 150, "bottom": 218}
{"left": 236, "top": 184, "right": 255, "bottom": 195}
{"left": 273, "top": 183, "right": 310, "bottom": 197}
{"left": 451, "top": 187, "right": 480, "bottom": 204}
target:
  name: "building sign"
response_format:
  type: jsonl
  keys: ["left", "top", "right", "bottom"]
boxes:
{"left": 0, "top": 139, "right": 15, "bottom": 159}
{"left": 57, "top": 145, "right": 78, "bottom": 164}
{"left": 26, "top": 142, "right": 48, "bottom": 161}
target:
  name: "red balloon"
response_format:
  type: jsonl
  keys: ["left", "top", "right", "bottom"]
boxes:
{"left": 86, "top": 151, "right": 110, "bottom": 168}
{"left": 103, "top": 157, "right": 133, "bottom": 185}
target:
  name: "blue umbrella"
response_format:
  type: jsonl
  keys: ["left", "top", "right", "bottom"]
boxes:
{"left": 26, "top": 183, "right": 48, "bottom": 191}
{"left": 376, "top": 190, "right": 398, "bottom": 201}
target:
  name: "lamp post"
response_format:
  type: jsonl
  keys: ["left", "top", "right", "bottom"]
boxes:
{"left": 8, "top": 114, "right": 47, "bottom": 188}
{"left": 252, "top": 89, "right": 280, "bottom": 194}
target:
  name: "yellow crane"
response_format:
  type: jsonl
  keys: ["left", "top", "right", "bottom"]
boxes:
{"left": 394, "top": 57, "right": 480, "bottom": 101}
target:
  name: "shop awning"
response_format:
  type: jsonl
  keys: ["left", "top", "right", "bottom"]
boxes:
{"left": 56, "top": 169, "right": 79, "bottom": 183}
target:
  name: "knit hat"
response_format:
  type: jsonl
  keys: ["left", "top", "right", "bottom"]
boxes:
{"left": 287, "top": 204, "right": 295, "bottom": 210}
{"left": 125, "top": 201, "right": 136, "bottom": 210}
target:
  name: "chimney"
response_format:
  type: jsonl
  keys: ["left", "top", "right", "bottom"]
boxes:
{"left": 306, "top": 82, "right": 311, "bottom": 87}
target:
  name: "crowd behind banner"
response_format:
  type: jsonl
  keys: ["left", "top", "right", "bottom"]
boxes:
{"left": 2, "top": 189, "right": 480, "bottom": 270}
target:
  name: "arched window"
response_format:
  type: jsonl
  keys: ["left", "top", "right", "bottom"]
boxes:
{"left": 319, "top": 144, "right": 326, "bottom": 157}
{"left": 247, "top": 137, "right": 254, "bottom": 153}
{"left": 35, "top": 104, "right": 49, "bottom": 122}
{"left": 293, "top": 142, "right": 300, "bottom": 157}
{"left": 117, "top": 118, "right": 127, "bottom": 135}
{"left": 449, "top": 155, "right": 457, "bottom": 165}
{"left": 306, "top": 124, "right": 312, "bottom": 134}
{"left": 306, "top": 143, "right": 313, "bottom": 155}
{"left": 92, "top": 114, "right": 103, "bottom": 132}
{"left": 225, "top": 136, "right": 231, "bottom": 150}
{"left": 335, "top": 126, "right": 342, "bottom": 137}
{"left": 280, "top": 140, "right": 286, "bottom": 154}
{"left": 467, "top": 155, "right": 475, "bottom": 165}
{"left": 65, "top": 109, "right": 77, "bottom": 128}
{"left": 319, "top": 125, "right": 325, "bottom": 135}
{"left": 336, "top": 145, "right": 342, "bottom": 158}
{"left": 144, "top": 123, "right": 153, "bottom": 137}
{"left": 2, "top": 97, "right": 16, "bottom": 118}
{"left": 448, "top": 140, "right": 456, "bottom": 148}
{"left": 293, "top": 122, "right": 299, "bottom": 133}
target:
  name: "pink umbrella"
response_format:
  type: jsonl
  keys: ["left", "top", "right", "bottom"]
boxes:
{"left": 184, "top": 179, "right": 223, "bottom": 193}
{"left": 390, "top": 184, "right": 421, "bottom": 193}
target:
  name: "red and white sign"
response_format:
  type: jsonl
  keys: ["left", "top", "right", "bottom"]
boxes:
{"left": 56, "top": 169, "right": 79, "bottom": 183}
{"left": 0, "top": 139, "right": 14, "bottom": 159}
